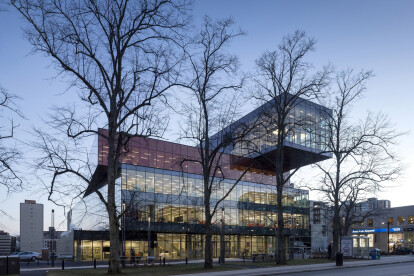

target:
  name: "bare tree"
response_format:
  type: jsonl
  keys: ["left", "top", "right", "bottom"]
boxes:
{"left": 0, "top": 86, "right": 23, "bottom": 196}
{"left": 13, "top": 0, "right": 190, "bottom": 273}
{"left": 251, "top": 31, "right": 330, "bottom": 264}
{"left": 313, "top": 69, "right": 403, "bottom": 259}
{"left": 176, "top": 16, "right": 255, "bottom": 269}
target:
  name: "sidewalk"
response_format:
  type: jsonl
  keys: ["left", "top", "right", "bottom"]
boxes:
{"left": 175, "top": 255, "right": 414, "bottom": 276}
{"left": 20, "top": 255, "right": 414, "bottom": 274}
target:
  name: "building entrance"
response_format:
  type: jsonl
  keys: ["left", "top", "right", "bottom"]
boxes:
{"left": 212, "top": 241, "right": 231, "bottom": 258}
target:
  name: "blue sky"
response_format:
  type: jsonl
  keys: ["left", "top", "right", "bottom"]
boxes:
{"left": 0, "top": 0, "right": 413, "bottom": 234}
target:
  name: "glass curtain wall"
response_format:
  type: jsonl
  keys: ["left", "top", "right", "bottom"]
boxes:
{"left": 231, "top": 100, "right": 330, "bottom": 157}
{"left": 119, "top": 164, "right": 309, "bottom": 259}
{"left": 121, "top": 164, "right": 309, "bottom": 229}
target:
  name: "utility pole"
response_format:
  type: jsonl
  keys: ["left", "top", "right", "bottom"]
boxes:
{"left": 220, "top": 207, "right": 225, "bottom": 264}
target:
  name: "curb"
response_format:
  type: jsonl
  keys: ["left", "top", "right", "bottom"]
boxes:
{"left": 228, "top": 259, "right": 414, "bottom": 276}
{"left": 176, "top": 257, "right": 414, "bottom": 276}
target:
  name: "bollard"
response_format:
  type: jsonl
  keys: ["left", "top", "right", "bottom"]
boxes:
{"left": 253, "top": 256, "right": 255, "bottom": 263}
{"left": 185, "top": 257, "right": 188, "bottom": 265}
{"left": 163, "top": 258, "right": 165, "bottom": 266}
{"left": 243, "top": 255, "right": 245, "bottom": 263}
{"left": 160, "top": 256, "right": 162, "bottom": 265}
{"left": 62, "top": 259, "right": 64, "bottom": 270}
{"left": 94, "top": 259, "right": 96, "bottom": 269}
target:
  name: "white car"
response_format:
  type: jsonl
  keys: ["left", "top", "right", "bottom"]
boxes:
{"left": 17, "top": 251, "right": 41, "bottom": 261}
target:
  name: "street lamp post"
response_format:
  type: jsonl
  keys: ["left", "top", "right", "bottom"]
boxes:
{"left": 274, "top": 224, "right": 277, "bottom": 262}
{"left": 148, "top": 215, "right": 151, "bottom": 257}
{"left": 220, "top": 207, "right": 225, "bottom": 264}
{"left": 51, "top": 209, "right": 55, "bottom": 267}
{"left": 382, "top": 221, "right": 390, "bottom": 254}
{"left": 387, "top": 221, "right": 390, "bottom": 254}
{"left": 122, "top": 200, "right": 126, "bottom": 261}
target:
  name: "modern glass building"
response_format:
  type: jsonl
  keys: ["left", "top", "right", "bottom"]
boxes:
{"left": 66, "top": 94, "right": 331, "bottom": 261}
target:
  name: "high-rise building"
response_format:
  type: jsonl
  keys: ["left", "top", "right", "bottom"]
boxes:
{"left": 20, "top": 200, "right": 44, "bottom": 253}
{"left": 357, "top": 198, "right": 391, "bottom": 212}
{"left": 309, "top": 201, "right": 332, "bottom": 252}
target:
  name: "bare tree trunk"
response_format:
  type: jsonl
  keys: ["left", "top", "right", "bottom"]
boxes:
{"left": 331, "top": 145, "right": 341, "bottom": 261}
{"left": 108, "top": 210, "right": 121, "bottom": 273}
{"left": 204, "top": 200, "right": 213, "bottom": 268}
{"left": 332, "top": 199, "right": 340, "bottom": 261}
{"left": 107, "top": 126, "right": 121, "bottom": 273}
{"left": 276, "top": 184, "right": 286, "bottom": 264}
{"left": 204, "top": 219, "right": 213, "bottom": 269}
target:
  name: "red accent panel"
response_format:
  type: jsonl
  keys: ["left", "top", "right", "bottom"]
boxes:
{"left": 96, "top": 129, "right": 276, "bottom": 185}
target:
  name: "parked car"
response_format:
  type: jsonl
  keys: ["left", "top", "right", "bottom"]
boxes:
{"left": 393, "top": 248, "right": 413, "bottom": 255}
{"left": 16, "top": 251, "right": 41, "bottom": 261}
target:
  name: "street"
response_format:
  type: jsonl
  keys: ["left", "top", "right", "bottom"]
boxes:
{"left": 283, "top": 262, "right": 414, "bottom": 276}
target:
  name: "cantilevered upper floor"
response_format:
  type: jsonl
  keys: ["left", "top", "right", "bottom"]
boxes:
{"left": 209, "top": 93, "right": 332, "bottom": 173}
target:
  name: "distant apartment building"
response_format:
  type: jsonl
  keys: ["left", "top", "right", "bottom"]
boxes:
{"left": 356, "top": 198, "right": 391, "bottom": 212}
{"left": 20, "top": 200, "right": 44, "bottom": 253}
{"left": 0, "top": 230, "right": 12, "bottom": 255}
{"left": 309, "top": 201, "right": 331, "bottom": 252}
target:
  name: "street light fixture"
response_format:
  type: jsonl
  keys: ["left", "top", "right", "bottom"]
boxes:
{"left": 382, "top": 221, "right": 390, "bottom": 254}
{"left": 148, "top": 215, "right": 151, "bottom": 257}
{"left": 122, "top": 200, "right": 126, "bottom": 260}
{"left": 220, "top": 207, "right": 225, "bottom": 264}
{"left": 273, "top": 223, "right": 277, "bottom": 259}
{"left": 51, "top": 209, "right": 55, "bottom": 267}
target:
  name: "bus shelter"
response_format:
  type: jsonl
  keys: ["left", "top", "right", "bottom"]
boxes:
{"left": 351, "top": 236, "right": 371, "bottom": 259}
{"left": 341, "top": 236, "right": 371, "bottom": 259}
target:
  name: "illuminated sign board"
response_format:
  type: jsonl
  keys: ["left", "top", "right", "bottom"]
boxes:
{"left": 352, "top": 227, "right": 401, "bottom": 234}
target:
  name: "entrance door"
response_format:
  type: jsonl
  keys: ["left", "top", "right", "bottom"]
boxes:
{"left": 213, "top": 241, "right": 231, "bottom": 258}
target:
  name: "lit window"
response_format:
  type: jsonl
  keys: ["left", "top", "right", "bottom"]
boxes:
{"left": 367, "top": 219, "right": 373, "bottom": 227}
{"left": 388, "top": 217, "right": 394, "bottom": 225}
{"left": 408, "top": 216, "right": 414, "bottom": 225}
{"left": 397, "top": 216, "right": 405, "bottom": 225}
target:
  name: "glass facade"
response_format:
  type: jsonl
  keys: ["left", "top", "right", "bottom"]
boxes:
{"left": 116, "top": 164, "right": 309, "bottom": 259}
{"left": 70, "top": 161, "right": 311, "bottom": 261}
{"left": 231, "top": 100, "right": 330, "bottom": 157}
{"left": 121, "top": 164, "right": 309, "bottom": 228}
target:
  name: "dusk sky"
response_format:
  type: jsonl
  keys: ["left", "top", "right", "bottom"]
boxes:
{"left": 0, "top": 0, "right": 413, "bottom": 235}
